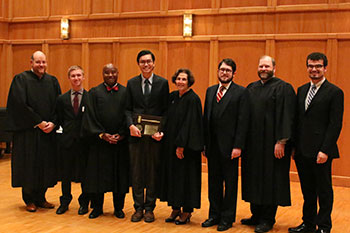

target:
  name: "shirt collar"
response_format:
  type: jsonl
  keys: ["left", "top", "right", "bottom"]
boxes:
{"left": 71, "top": 88, "right": 84, "bottom": 95}
{"left": 310, "top": 77, "right": 326, "bottom": 89}
{"left": 141, "top": 73, "right": 154, "bottom": 84}
{"left": 219, "top": 81, "right": 232, "bottom": 90}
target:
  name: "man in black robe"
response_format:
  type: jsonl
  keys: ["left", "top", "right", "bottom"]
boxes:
{"left": 82, "top": 63, "right": 129, "bottom": 219}
{"left": 55, "top": 65, "right": 90, "bottom": 215}
{"left": 289, "top": 52, "right": 343, "bottom": 233}
{"left": 202, "top": 58, "right": 249, "bottom": 231}
{"left": 126, "top": 50, "right": 169, "bottom": 223}
{"left": 6, "top": 51, "right": 61, "bottom": 212}
{"left": 241, "top": 55, "right": 296, "bottom": 233}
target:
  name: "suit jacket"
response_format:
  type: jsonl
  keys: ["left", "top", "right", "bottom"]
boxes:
{"left": 125, "top": 74, "right": 169, "bottom": 130}
{"left": 203, "top": 82, "right": 249, "bottom": 158}
{"left": 296, "top": 79, "right": 344, "bottom": 159}
{"left": 56, "top": 89, "right": 88, "bottom": 149}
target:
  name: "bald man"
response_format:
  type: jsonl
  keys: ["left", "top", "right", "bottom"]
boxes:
{"left": 7, "top": 51, "right": 61, "bottom": 212}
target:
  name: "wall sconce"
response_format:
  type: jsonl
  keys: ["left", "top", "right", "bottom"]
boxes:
{"left": 61, "top": 18, "right": 70, "bottom": 40}
{"left": 183, "top": 13, "right": 192, "bottom": 37}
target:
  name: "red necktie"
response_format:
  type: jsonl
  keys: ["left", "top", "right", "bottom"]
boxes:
{"left": 73, "top": 92, "right": 79, "bottom": 115}
{"left": 216, "top": 86, "right": 225, "bottom": 102}
{"left": 106, "top": 85, "right": 119, "bottom": 92}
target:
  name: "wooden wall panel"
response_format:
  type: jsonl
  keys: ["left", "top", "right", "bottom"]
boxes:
{"left": 278, "top": 0, "right": 327, "bottom": 5}
{"left": 218, "top": 41, "right": 266, "bottom": 87}
{"left": 12, "top": 45, "right": 42, "bottom": 77}
{"left": 9, "top": 22, "right": 59, "bottom": 40}
{"left": 121, "top": 0, "right": 160, "bottom": 12}
{"left": 331, "top": 11, "right": 350, "bottom": 33}
{"left": 50, "top": 0, "right": 84, "bottom": 16}
{"left": 88, "top": 43, "right": 113, "bottom": 89}
{"left": 48, "top": 44, "right": 82, "bottom": 93}
{"left": 12, "top": 0, "right": 46, "bottom": 17}
{"left": 168, "top": 0, "right": 211, "bottom": 10}
{"left": 221, "top": 0, "right": 267, "bottom": 7}
{"left": 333, "top": 40, "right": 350, "bottom": 177}
{"left": 0, "top": 22, "right": 8, "bottom": 39}
{"left": 276, "top": 12, "right": 328, "bottom": 34}
{"left": 118, "top": 43, "right": 159, "bottom": 86}
{"left": 0, "top": 45, "right": 5, "bottom": 106}
{"left": 91, "top": 0, "right": 114, "bottom": 14}
{"left": 167, "top": 42, "right": 210, "bottom": 105}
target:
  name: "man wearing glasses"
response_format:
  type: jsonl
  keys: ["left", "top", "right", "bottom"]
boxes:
{"left": 289, "top": 52, "right": 343, "bottom": 233}
{"left": 202, "top": 58, "right": 249, "bottom": 231}
{"left": 241, "top": 55, "right": 296, "bottom": 233}
{"left": 125, "top": 50, "right": 169, "bottom": 223}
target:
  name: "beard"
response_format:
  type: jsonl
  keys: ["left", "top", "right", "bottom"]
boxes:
{"left": 218, "top": 75, "right": 233, "bottom": 84}
{"left": 258, "top": 70, "right": 274, "bottom": 81}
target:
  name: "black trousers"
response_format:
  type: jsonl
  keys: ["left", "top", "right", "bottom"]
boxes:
{"left": 250, "top": 203, "right": 278, "bottom": 226}
{"left": 59, "top": 181, "right": 90, "bottom": 207}
{"left": 92, "top": 192, "right": 126, "bottom": 211}
{"left": 295, "top": 155, "right": 333, "bottom": 231}
{"left": 172, "top": 206, "right": 193, "bottom": 213}
{"left": 22, "top": 187, "right": 47, "bottom": 205}
{"left": 207, "top": 140, "right": 239, "bottom": 223}
{"left": 129, "top": 136, "right": 161, "bottom": 212}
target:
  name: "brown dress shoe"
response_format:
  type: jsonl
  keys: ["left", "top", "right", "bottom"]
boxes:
{"left": 26, "top": 203, "right": 37, "bottom": 212}
{"left": 144, "top": 211, "right": 155, "bottom": 223}
{"left": 37, "top": 201, "right": 55, "bottom": 209}
{"left": 165, "top": 209, "right": 181, "bottom": 222}
{"left": 131, "top": 210, "right": 143, "bottom": 222}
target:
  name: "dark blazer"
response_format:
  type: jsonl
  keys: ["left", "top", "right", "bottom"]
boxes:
{"left": 56, "top": 89, "right": 88, "bottom": 149}
{"left": 125, "top": 74, "right": 169, "bottom": 129}
{"left": 203, "top": 82, "right": 249, "bottom": 157}
{"left": 296, "top": 80, "right": 344, "bottom": 159}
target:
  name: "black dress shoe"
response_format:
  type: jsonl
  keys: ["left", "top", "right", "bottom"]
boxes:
{"left": 89, "top": 209, "right": 103, "bottom": 219}
{"left": 165, "top": 210, "right": 181, "bottom": 223}
{"left": 114, "top": 210, "right": 125, "bottom": 219}
{"left": 288, "top": 223, "right": 316, "bottom": 233}
{"left": 255, "top": 223, "right": 273, "bottom": 233}
{"left": 175, "top": 213, "right": 191, "bottom": 225}
{"left": 78, "top": 206, "right": 89, "bottom": 215}
{"left": 217, "top": 221, "right": 232, "bottom": 231}
{"left": 56, "top": 205, "right": 68, "bottom": 215}
{"left": 202, "top": 218, "right": 220, "bottom": 227}
{"left": 316, "top": 229, "right": 330, "bottom": 233}
{"left": 241, "top": 217, "right": 259, "bottom": 226}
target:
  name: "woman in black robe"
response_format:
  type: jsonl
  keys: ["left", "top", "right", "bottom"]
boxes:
{"left": 159, "top": 68, "right": 204, "bottom": 225}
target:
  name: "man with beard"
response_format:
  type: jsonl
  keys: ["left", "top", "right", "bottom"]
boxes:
{"left": 288, "top": 53, "right": 343, "bottom": 233}
{"left": 7, "top": 51, "right": 61, "bottom": 212}
{"left": 241, "top": 55, "right": 296, "bottom": 233}
{"left": 202, "top": 58, "right": 249, "bottom": 231}
{"left": 82, "top": 63, "right": 129, "bottom": 219}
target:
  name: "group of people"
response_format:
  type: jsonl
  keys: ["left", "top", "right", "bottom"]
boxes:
{"left": 6, "top": 50, "right": 343, "bottom": 233}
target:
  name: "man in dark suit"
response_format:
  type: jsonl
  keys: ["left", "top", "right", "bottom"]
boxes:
{"left": 125, "top": 50, "right": 169, "bottom": 223}
{"left": 288, "top": 52, "right": 344, "bottom": 233}
{"left": 202, "top": 58, "right": 249, "bottom": 231}
{"left": 55, "top": 65, "right": 90, "bottom": 215}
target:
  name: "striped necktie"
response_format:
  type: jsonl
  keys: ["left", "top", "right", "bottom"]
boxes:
{"left": 216, "top": 86, "right": 225, "bottom": 103}
{"left": 306, "top": 84, "right": 316, "bottom": 110}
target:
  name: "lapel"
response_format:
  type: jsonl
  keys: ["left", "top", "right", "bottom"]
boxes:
{"left": 65, "top": 90, "right": 75, "bottom": 116}
{"left": 206, "top": 85, "right": 218, "bottom": 121}
{"left": 216, "top": 82, "right": 236, "bottom": 118}
{"left": 134, "top": 75, "right": 146, "bottom": 106}
{"left": 300, "top": 83, "right": 310, "bottom": 114}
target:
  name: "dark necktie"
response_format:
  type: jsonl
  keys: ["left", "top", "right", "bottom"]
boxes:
{"left": 216, "top": 86, "right": 225, "bottom": 102}
{"left": 73, "top": 92, "right": 80, "bottom": 115}
{"left": 144, "top": 79, "right": 151, "bottom": 96}
{"left": 106, "top": 85, "right": 119, "bottom": 92}
{"left": 306, "top": 84, "right": 316, "bottom": 110}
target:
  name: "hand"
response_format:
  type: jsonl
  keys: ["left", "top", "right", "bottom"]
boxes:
{"left": 231, "top": 148, "right": 241, "bottom": 159}
{"left": 176, "top": 147, "right": 184, "bottom": 159}
{"left": 316, "top": 151, "right": 328, "bottom": 164}
{"left": 37, "top": 121, "right": 48, "bottom": 130}
{"left": 152, "top": 132, "right": 164, "bottom": 141}
{"left": 42, "top": 122, "right": 55, "bottom": 134}
{"left": 129, "top": 125, "right": 141, "bottom": 137}
{"left": 102, "top": 133, "right": 118, "bottom": 144}
{"left": 274, "top": 143, "right": 285, "bottom": 159}
{"left": 113, "top": 134, "right": 124, "bottom": 142}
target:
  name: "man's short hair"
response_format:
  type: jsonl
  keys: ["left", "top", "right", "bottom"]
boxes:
{"left": 259, "top": 55, "right": 276, "bottom": 68}
{"left": 306, "top": 52, "right": 328, "bottom": 67}
{"left": 171, "top": 68, "right": 195, "bottom": 87}
{"left": 67, "top": 65, "right": 84, "bottom": 77}
{"left": 218, "top": 58, "right": 237, "bottom": 73}
{"left": 136, "top": 50, "right": 155, "bottom": 63}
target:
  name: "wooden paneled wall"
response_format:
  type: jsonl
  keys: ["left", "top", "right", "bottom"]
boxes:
{"left": 0, "top": 0, "right": 350, "bottom": 186}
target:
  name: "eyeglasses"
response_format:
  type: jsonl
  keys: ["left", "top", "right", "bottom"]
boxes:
{"left": 307, "top": 64, "right": 324, "bottom": 69}
{"left": 139, "top": 60, "right": 153, "bottom": 65}
{"left": 219, "top": 68, "right": 233, "bottom": 73}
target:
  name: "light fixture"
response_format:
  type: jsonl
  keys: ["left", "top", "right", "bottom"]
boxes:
{"left": 183, "top": 13, "right": 192, "bottom": 37}
{"left": 61, "top": 18, "right": 70, "bottom": 40}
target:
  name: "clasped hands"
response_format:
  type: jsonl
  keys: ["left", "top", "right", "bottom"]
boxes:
{"left": 101, "top": 133, "right": 124, "bottom": 144}
{"left": 38, "top": 121, "right": 55, "bottom": 133}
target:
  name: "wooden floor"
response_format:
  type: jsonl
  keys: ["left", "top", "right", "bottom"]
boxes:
{"left": 0, "top": 154, "right": 349, "bottom": 233}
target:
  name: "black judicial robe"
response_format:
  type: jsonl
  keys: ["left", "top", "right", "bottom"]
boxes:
{"left": 82, "top": 83, "right": 129, "bottom": 194}
{"left": 159, "top": 89, "right": 204, "bottom": 209}
{"left": 56, "top": 89, "right": 89, "bottom": 182}
{"left": 6, "top": 70, "right": 61, "bottom": 189}
{"left": 242, "top": 77, "right": 296, "bottom": 206}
